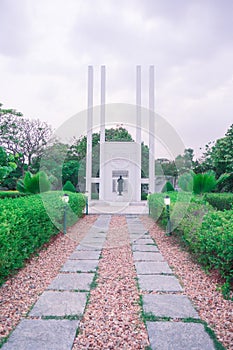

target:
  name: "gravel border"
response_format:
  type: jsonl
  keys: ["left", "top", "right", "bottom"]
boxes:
{"left": 141, "top": 216, "right": 233, "bottom": 350}
{"left": 72, "top": 215, "right": 150, "bottom": 349}
{"left": 0, "top": 215, "right": 97, "bottom": 342}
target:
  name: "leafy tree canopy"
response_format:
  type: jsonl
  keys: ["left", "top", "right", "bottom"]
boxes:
{"left": 0, "top": 146, "right": 17, "bottom": 185}
{"left": 0, "top": 103, "right": 53, "bottom": 172}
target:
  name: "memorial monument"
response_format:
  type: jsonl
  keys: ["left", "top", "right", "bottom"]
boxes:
{"left": 85, "top": 65, "right": 155, "bottom": 202}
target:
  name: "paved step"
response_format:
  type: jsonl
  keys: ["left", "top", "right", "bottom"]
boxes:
{"left": 143, "top": 294, "right": 199, "bottom": 319}
{"left": 132, "top": 244, "right": 159, "bottom": 252}
{"left": 147, "top": 322, "right": 215, "bottom": 350}
{"left": 60, "top": 259, "right": 99, "bottom": 272}
{"left": 2, "top": 319, "right": 79, "bottom": 350}
{"left": 133, "top": 251, "right": 164, "bottom": 261}
{"left": 69, "top": 250, "right": 100, "bottom": 260}
{"left": 135, "top": 261, "right": 173, "bottom": 274}
{"left": 138, "top": 274, "right": 183, "bottom": 292}
{"left": 29, "top": 291, "right": 87, "bottom": 317}
{"left": 47, "top": 272, "right": 95, "bottom": 291}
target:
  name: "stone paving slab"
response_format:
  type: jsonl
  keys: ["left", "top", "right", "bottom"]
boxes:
{"left": 80, "top": 238, "right": 105, "bottom": 245}
{"left": 133, "top": 252, "right": 164, "bottom": 261}
{"left": 85, "top": 232, "right": 107, "bottom": 237}
{"left": 47, "top": 273, "right": 94, "bottom": 291}
{"left": 133, "top": 238, "right": 155, "bottom": 245}
{"left": 132, "top": 244, "right": 159, "bottom": 252}
{"left": 69, "top": 250, "right": 100, "bottom": 260}
{"left": 76, "top": 245, "right": 101, "bottom": 251}
{"left": 146, "top": 322, "right": 215, "bottom": 350}
{"left": 143, "top": 294, "right": 199, "bottom": 319}
{"left": 127, "top": 222, "right": 146, "bottom": 228}
{"left": 29, "top": 291, "right": 87, "bottom": 317}
{"left": 129, "top": 234, "right": 144, "bottom": 241}
{"left": 60, "top": 260, "right": 98, "bottom": 272}
{"left": 2, "top": 319, "right": 79, "bottom": 350}
{"left": 128, "top": 227, "right": 147, "bottom": 234}
{"left": 135, "top": 262, "right": 172, "bottom": 274}
{"left": 138, "top": 274, "right": 183, "bottom": 292}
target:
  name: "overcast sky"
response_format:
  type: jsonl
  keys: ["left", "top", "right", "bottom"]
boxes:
{"left": 0, "top": 0, "right": 232, "bottom": 158}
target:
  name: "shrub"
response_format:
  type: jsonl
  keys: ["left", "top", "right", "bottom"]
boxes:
{"left": 0, "top": 191, "right": 85, "bottom": 285}
{"left": 193, "top": 172, "right": 217, "bottom": 194}
{"left": 148, "top": 192, "right": 232, "bottom": 296}
{"left": 204, "top": 193, "right": 233, "bottom": 211}
{"left": 162, "top": 181, "right": 175, "bottom": 192}
{"left": 17, "top": 171, "right": 51, "bottom": 194}
{"left": 63, "top": 180, "right": 76, "bottom": 193}
{"left": 196, "top": 210, "right": 233, "bottom": 290}
{"left": 0, "top": 191, "right": 28, "bottom": 199}
{"left": 178, "top": 171, "right": 218, "bottom": 194}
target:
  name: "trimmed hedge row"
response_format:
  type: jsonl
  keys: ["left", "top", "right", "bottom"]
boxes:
{"left": 0, "top": 191, "right": 28, "bottom": 199}
{"left": 148, "top": 192, "right": 233, "bottom": 296}
{"left": 0, "top": 191, "right": 86, "bottom": 285}
{"left": 204, "top": 193, "right": 233, "bottom": 211}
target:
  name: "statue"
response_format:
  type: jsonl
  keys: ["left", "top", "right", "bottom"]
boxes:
{"left": 117, "top": 175, "right": 124, "bottom": 195}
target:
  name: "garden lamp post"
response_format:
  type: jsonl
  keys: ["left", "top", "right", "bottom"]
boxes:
{"left": 164, "top": 195, "right": 172, "bottom": 235}
{"left": 62, "top": 193, "right": 69, "bottom": 234}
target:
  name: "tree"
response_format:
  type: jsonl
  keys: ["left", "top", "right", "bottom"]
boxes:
{"left": 38, "top": 141, "right": 68, "bottom": 180}
{"left": 62, "top": 160, "right": 80, "bottom": 186}
{"left": 175, "top": 148, "right": 194, "bottom": 175}
{"left": 209, "top": 125, "right": 233, "bottom": 176}
{"left": 196, "top": 125, "right": 233, "bottom": 191}
{"left": 178, "top": 172, "right": 194, "bottom": 192}
{"left": 0, "top": 103, "right": 53, "bottom": 174}
{"left": 0, "top": 146, "right": 17, "bottom": 185}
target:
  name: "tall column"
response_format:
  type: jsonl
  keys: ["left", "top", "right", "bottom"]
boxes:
{"left": 86, "top": 65, "right": 93, "bottom": 200}
{"left": 100, "top": 65, "right": 106, "bottom": 144}
{"left": 149, "top": 65, "right": 155, "bottom": 194}
{"left": 136, "top": 65, "right": 141, "bottom": 145}
{"left": 136, "top": 65, "right": 142, "bottom": 201}
{"left": 99, "top": 65, "right": 106, "bottom": 200}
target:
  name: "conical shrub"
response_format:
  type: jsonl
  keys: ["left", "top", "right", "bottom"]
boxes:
{"left": 63, "top": 180, "right": 76, "bottom": 193}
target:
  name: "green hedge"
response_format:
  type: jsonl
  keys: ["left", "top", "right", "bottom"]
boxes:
{"left": 148, "top": 192, "right": 233, "bottom": 296}
{"left": 204, "top": 193, "right": 233, "bottom": 211}
{"left": 0, "top": 191, "right": 86, "bottom": 285}
{"left": 0, "top": 191, "right": 28, "bottom": 199}
{"left": 196, "top": 210, "right": 233, "bottom": 291}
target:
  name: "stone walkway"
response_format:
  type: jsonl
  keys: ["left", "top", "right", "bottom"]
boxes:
{"left": 2, "top": 215, "right": 215, "bottom": 350}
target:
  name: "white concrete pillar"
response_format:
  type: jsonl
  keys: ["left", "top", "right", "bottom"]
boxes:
{"left": 136, "top": 65, "right": 142, "bottom": 201}
{"left": 86, "top": 65, "right": 93, "bottom": 200}
{"left": 136, "top": 65, "right": 141, "bottom": 145}
{"left": 149, "top": 65, "right": 155, "bottom": 194}
{"left": 99, "top": 65, "right": 106, "bottom": 200}
{"left": 100, "top": 65, "right": 106, "bottom": 144}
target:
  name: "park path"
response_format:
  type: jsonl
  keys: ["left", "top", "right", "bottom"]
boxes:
{"left": 2, "top": 215, "right": 215, "bottom": 350}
